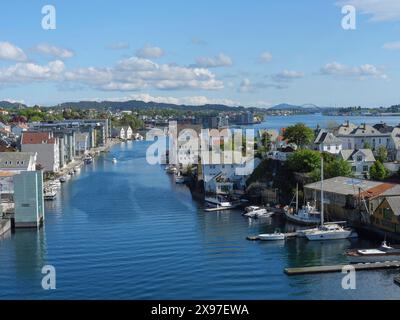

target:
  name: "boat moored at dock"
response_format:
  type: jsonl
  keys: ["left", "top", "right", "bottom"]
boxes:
{"left": 243, "top": 206, "right": 274, "bottom": 219}
{"left": 345, "top": 241, "right": 400, "bottom": 262}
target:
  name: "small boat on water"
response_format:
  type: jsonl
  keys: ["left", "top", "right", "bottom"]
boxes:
{"left": 345, "top": 240, "right": 400, "bottom": 262}
{"left": 175, "top": 172, "right": 185, "bottom": 184}
{"left": 74, "top": 166, "right": 81, "bottom": 173}
{"left": 243, "top": 206, "right": 274, "bottom": 219}
{"left": 112, "top": 157, "right": 118, "bottom": 164}
{"left": 258, "top": 230, "right": 285, "bottom": 241}
{"left": 84, "top": 155, "right": 93, "bottom": 164}
{"left": 205, "top": 195, "right": 232, "bottom": 208}
{"left": 44, "top": 188, "right": 57, "bottom": 200}
{"left": 284, "top": 184, "right": 320, "bottom": 226}
{"left": 165, "top": 165, "right": 177, "bottom": 174}
{"left": 59, "top": 176, "right": 68, "bottom": 183}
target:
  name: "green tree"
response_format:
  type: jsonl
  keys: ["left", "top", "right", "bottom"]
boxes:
{"left": 375, "top": 146, "right": 388, "bottom": 163}
{"left": 369, "top": 160, "right": 388, "bottom": 180}
{"left": 283, "top": 123, "right": 314, "bottom": 148}
{"left": 260, "top": 131, "right": 271, "bottom": 151}
{"left": 325, "top": 158, "right": 352, "bottom": 179}
{"left": 287, "top": 149, "right": 321, "bottom": 173}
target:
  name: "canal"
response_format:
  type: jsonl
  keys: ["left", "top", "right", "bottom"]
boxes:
{"left": 0, "top": 141, "right": 399, "bottom": 299}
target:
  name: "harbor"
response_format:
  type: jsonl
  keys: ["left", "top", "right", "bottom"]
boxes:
{"left": 1, "top": 140, "right": 400, "bottom": 299}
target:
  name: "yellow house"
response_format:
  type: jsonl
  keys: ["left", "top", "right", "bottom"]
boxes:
{"left": 371, "top": 196, "right": 400, "bottom": 233}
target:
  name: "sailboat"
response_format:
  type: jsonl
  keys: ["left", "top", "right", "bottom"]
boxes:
{"left": 305, "top": 157, "right": 352, "bottom": 241}
{"left": 284, "top": 184, "right": 320, "bottom": 225}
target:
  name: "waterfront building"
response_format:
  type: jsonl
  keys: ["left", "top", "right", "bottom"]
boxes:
{"left": 0, "top": 152, "right": 37, "bottom": 173}
{"left": 13, "top": 171, "right": 44, "bottom": 228}
{"left": 75, "top": 132, "right": 89, "bottom": 155}
{"left": 21, "top": 132, "right": 60, "bottom": 172}
{"left": 304, "top": 176, "right": 398, "bottom": 223}
{"left": 339, "top": 149, "right": 376, "bottom": 178}
{"left": 112, "top": 127, "right": 126, "bottom": 139}
{"left": 370, "top": 196, "right": 400, "bottom": 234}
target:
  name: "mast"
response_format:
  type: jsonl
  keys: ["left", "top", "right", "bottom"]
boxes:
{"left": 320, "top": 156, "right": 324, "bottom": 227}
{"left": 296, "top": 183, "right": 299, "bottom": 213}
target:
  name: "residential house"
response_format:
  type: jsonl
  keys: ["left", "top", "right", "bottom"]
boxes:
{"left": 314, "top": 129, "right": 343, "bottom": 154}
{"left": 124, "top": 126, "right": 133, "bottom": 140}
{"left": 11, "top": 123, "right": 28, "bottom": 137}
{"left": 112, "top": 127, "right": 126, "bottom": 139}
{"left": 335, "top": 121, "right": 393, "bottom": 152}
{"left": 339, "top": 149, "right": 376, "bottom": 178}
{"left": 0, "top": 152, "right": 37, "bottom": 173}
{"left": 21, "top": 132, "right": 60, "bottom": 172}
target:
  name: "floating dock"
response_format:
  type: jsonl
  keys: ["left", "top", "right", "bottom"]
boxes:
{"left": 285, "top": 261, "right": 400, "bottom": 275}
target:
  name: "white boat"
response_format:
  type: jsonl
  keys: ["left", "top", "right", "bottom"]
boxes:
{"left": 165, "top": 165, "right": 177, "bottom": 174}
{"left": 258, "top": 230, "right": 285, "bottom": 241}
{"left": 346, "top": 240, "right": 400, "bottom": 262}
{"left": 305, "top": 157, "right": 353, "bottom": 241}
{"left": 84, "top": 155, "right": 93, "bottom": 164}
{"left": 284, "top": 184, "right": 320, "bottom": 225}
{"left": 44, "top": 188, "right": 57, "bottom": 200}
{"left": 74, "top": 166, "right": 81, "bottom": 173}
{"left": 112, "top": 157, "right": 118, "bottom": 164}
{"left": 243, "top": 206, "right": 274, "bottom": 218}
{"left": 205, "top": 195, "right": 232, "bottom": 208}
{"left": 59, "top": 176, "right": 68, "bottom": 183}
{"left": 175, "top": 172, "right": 185, "bottom": 184}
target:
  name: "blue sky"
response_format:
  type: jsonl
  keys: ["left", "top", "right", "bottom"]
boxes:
{"left": 0, "top": 0, "right": 400, "bottom": 107}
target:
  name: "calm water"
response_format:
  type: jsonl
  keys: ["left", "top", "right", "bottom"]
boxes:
{"left": 1, "top": 115, "right": 400, "bottom": 300}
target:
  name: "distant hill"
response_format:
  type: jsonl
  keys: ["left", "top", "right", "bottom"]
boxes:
{"left": 51, "top": 100, "right": 268, "bottom": 113}
{"left": 0, "top": 101, "right": 27, "bottom": 109}
{"left": 269, "top": 103, "right": 302, "bottom": 111}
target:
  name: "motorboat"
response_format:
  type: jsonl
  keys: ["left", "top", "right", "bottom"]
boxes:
{"left": 74, "top": 166, "right": 81, "bottom": 173}
{"left": 84, "top": 155, "right": 93, "bottom": 164}
{"left": 112, "top": 157, "right": 118, "bottom": 164}
{"left": 44, "top": 188, "right": 57, "bottom": 200}
{"left": 258, "top": 230, "right": 285, "bottom": 241}
{"left": 243, "top": 206, "right": 274, "bottom": 219}
{"left": 284, "top": 185, "right": 320, "bottom": 225}
{"left": 165, "top": 165, "right": 177, "bottom": 174}
{"left": 59, "top": 176, "right": 68, "bottom": 183}
{"left": 345, "top": 240, "right": 400, "bottom": 262}
{"left": 305, "top": 157, "right": 354, "bottom": 241}
{"left": 205, "top": 195, "right": 232, "bottom": 208}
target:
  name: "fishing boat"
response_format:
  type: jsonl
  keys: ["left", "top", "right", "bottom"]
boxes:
{"left": 258, "top": 230, "right": 285, "bottom": 241}
{"left": 205, "top": 195, "right": 232, "bottom": 208}
{"left": 345, "top": 240, "right": 400, "bottom": 262}
{"left": 305, "top": 157, "right": 353, "bottom": 241}
{"left": 243, "top": 206, "right": 274, "bottom": 218}
{"left": 44, "top": 188, "right": 57, "bottom": 200}
{"left": 284, "top": 184, "right": 320, "bottom": 225}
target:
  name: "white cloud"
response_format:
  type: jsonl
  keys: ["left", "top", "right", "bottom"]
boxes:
{"left": 195, "top": 53, "right": 233, "bottom": 68}
{"left": 65, "top": 56, "right": 224, "bottom": 91}
{"left": 320, "top": 61, "right": 388, "bottom": 79}
{"left": 272, "top": 70, "right": 304, "bottom": 82}
{"left": 0, "top": 42, "right": 27, "bottom": 61}
{"left": 238, "top": 78, "right": 286, "bottom": 93}
{"left": 258, "top": 52, "right": 273, "bottom": 63}
{"left": 136, "top": 44, "right": 164, "bottom": 59}
{"left": 337, "top": 0, "right": 400, "bottom": 22}
{"left": 0, "top": 60, "right": 65, "bottom": 83}
{"left": 81, "top": 93, "right": 239, "bottom": 106}
{"left": 33, "top": 44, "right": 74, "bottom": 59}
{"left": 383, "top": 41, "right": 400, "bottom": 50}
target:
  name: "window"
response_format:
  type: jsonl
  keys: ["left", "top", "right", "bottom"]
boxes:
{"left": 356, "top": 155, "right": 363, "bottom": 162}
{"left": 363, "top": 165, "right": 368, "bottom": 172}
{"left": 352, "top": 166, "right": 356, "bottom": 172}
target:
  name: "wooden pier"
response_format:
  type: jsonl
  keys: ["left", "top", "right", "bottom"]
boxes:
{"left": 285, "top": 261, "right": 400, "bottom": 276}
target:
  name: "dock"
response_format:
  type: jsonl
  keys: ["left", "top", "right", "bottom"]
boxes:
{"left": 285, "top": 261, "right": 400, "bottom": 275}
{"left": 204, "top": 205, "right": 239, "bottom": 212}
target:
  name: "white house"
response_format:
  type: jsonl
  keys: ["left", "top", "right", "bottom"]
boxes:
{"left": 339, "top": 149, "right": 376, "bottom": 178}
{"left": 335, "top": 122, "right": 392, "bottom": 151}
{"left": 21, "top": 132, "right": 60, "bottom": 172}
{"left": 124, "top": 126, "right": 133, "bottom": 140}
{"left": 314, "top": 130, "right": 343, "bottom": 154}
{"left": 112, "top": 126, "right": 133, "bottom": 140}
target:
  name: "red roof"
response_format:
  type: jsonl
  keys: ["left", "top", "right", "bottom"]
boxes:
{"left": 21, "top": 132, "right": 56, "bottom": 145}
{"left": 360, "top": 183, "right": 396, "bottom": 199}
